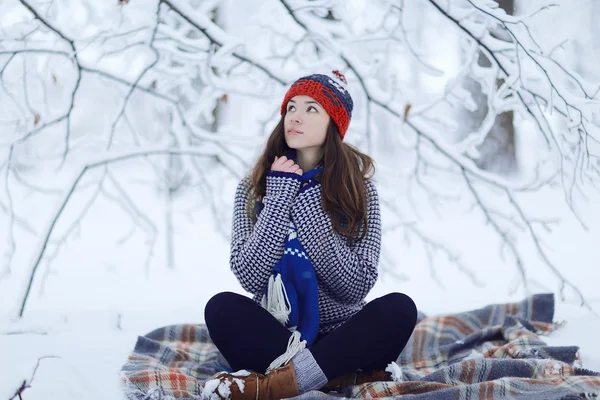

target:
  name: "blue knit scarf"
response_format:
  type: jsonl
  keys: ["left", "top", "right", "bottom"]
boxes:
{"left": 255, "top": 157, "right": 321, "bottom": 346}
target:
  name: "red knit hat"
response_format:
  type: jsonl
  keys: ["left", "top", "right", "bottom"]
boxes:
{"left": 280, "top": 70, "right": 353, "bottom": 140}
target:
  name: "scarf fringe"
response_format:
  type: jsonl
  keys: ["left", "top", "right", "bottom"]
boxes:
{"left": 266, "top": 330, "right": 306, "bottom": 373}
{"left": 262, "top": 273, "right": 307, "bottom": 372}
{"left": 261, "top": 274, "right": 291, "bottom": 325}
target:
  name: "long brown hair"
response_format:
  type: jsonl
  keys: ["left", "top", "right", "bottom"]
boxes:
{"left": 249, "top": 116, "right": 375, "bottom": 241}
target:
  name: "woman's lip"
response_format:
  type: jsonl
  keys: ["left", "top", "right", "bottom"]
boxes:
{"left": 288, "top": 129, "right": 303, "bottom": 135}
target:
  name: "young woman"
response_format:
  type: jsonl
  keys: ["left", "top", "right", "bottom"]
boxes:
{"left": 203, "top": 71, "right": 417, "bottom": 400}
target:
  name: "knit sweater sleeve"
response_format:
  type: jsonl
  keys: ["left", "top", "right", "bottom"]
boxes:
{"left": 229, "top": 171, "right": 302, "bottom": 296}
{"left": 291, "top": 180, "right": 381, "bottom": 304}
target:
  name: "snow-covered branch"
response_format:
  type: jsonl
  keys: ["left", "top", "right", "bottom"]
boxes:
{"left": 160, "top": 0, "right": 288, "bottom": 84}
{"left": 17, "top": 0, "right": 83, "bottom": 164}
{"left": 16, "top": 146, "right": 221, "bottom": 317}
{"left": 1, "top": 0, "right": 599, "bottom": 317}
{"left": 275, "top": 0, "right": 599, "bottom": 308}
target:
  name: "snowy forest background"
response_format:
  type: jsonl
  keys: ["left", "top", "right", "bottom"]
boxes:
{"left": 1, "top": 0, "right": 599, "bottom": 398}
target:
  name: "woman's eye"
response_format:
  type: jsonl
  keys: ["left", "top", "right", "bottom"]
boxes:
{"left": 308, "top": 106, "right": 317, "bottom": 112}
{"left": 287, "top": 105, "right": 296, "bottom": 111}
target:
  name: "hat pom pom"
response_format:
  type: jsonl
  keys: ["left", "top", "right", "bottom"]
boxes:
{"left": 331, "top": 70, "right": 348, "bottom": 87}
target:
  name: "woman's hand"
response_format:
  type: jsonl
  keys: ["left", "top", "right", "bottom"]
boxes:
{"left": 271, "top": 156, "right": 303, "bottom": 176}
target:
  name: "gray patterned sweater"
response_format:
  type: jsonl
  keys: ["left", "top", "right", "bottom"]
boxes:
{"left": 229, "top": 170, "right": 381, "bottom": 334}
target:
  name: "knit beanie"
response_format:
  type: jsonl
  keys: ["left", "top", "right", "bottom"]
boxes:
{"left": 280, "top": 70, "right": 353, "bottom": 140}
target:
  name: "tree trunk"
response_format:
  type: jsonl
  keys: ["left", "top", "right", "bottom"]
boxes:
{"left": 464, "top": 0, "right": 517, "bottom": 176}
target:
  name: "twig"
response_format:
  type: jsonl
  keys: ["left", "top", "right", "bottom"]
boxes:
{"left": 8, "top": 356, "right": 60, "bottom": 400}
{"left": 18, "top": 0, "right": 83, "bottom": 167}
{"left": 160, "top": 0, "right": 287, "bottom": 84}
{"left": 1, "top": 145, "right": 16, "bottom": 278}
{"left": 17, "top": 146, "right": 219, "bottom": 317}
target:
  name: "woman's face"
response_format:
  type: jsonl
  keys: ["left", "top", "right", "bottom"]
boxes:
{"left": 283, "top": 95, "right": 330, "bottom": 150}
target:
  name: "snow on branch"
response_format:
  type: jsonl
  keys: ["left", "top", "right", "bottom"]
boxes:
{"left": 161, "top": 0, "right": 289, "bottom": 84}
{"left": 429, "top": 0, "right": 600, "bottom": 200}
{"left": 275, "top": 0, "right": 599, "bottom": 307}
{"left": 15, "top": 146, "right": 222, "bottom": 317}
{"left": 1, "top": 1, "right": 255, "bottom": 304}
{"left": 17, "top": 0, "right": 83, "bottom": 164}
{"left": 1, "top": 0, "right": 599, "bottom": 317}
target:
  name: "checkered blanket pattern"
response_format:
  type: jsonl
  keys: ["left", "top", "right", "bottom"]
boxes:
{"left": 121, "top": 293, "right": 600, "bottom": 399}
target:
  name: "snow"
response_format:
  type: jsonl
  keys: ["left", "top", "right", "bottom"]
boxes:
{"left": 201, "top": 374, "right": 246, "bottom": 400}
{"left": 232, "top": 378, "right": 245, "bottom": 393}
{"left": 1, "top": 0, "right": 599, "bottom": 399}
{"left": 385, "top": 362, "right": 403, "bottom": 383}
{"left": 230, "top": 370, "right": 251, "bottom": 378}
{"left": 216, "top": 379, "right": 232, "bottom": 398}
{"left": 1, "top": 209, "right": 598, "bottom": 400}
{"left": 1, "top": 122, "right": 599, "bottom": 399}
{"left": 202, "top": 379, "right": 223, "bottom": 400}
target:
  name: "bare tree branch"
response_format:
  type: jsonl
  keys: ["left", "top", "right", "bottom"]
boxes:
{"left": 1, "top": 145, "right": 16, "bottom": 279}
{"left": 18, "top": 0, "right": 83, "bottom": 166}
{"left": 39, "top": 168, "right": 109, "bottom": 295}
{"left": 160, "top": 0, "right": 287, "bottom": 84}
{"left": 16, "top": 146, "right": 221, "bottom": 317}
{"left": 3, "top": 0, "right": 598, "bottom": 320}
{"left": 105, "top": 170, "right": 158, "bottom": 274}
{"left": 106, "top": 1, "right": 162, "bottom": 151}
{"left": 8, "top": 355, "right": 60, "bottom": 400}
{"left": 460, "top": 167, "right": 529, "bottom": 292}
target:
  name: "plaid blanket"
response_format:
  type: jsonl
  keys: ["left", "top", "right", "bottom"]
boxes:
{"left": 121, "top": 293, "right": 600, "bottom": 399}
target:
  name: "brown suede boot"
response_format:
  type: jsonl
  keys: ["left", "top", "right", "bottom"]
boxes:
{"left": 321, "top": 369, "right": 392, "bottom": 392}
{"left": 202, "top": 362, "right": 300, "bottom": 400}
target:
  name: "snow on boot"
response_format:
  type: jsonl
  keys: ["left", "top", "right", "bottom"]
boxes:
{"left": 202, "top": 362, "right": 300, "bottom": 400}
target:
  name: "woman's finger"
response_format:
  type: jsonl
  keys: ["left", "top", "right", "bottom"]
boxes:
{"left": 271, "top": 155, "right": 284, "bottom": 170}
{"left": 274, "top": 156, "right": 287, "bottom": 168}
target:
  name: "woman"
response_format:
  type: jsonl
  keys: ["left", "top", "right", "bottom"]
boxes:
{"left": 203, "top": 71, "right": 417, "bottom": 400}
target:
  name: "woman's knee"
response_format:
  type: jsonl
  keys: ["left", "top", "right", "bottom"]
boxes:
{"left": 204, "top": 291, "right": 245, "bottom": 327}
{"left": 372, "top": 292, "right": 418, "bottom": 331}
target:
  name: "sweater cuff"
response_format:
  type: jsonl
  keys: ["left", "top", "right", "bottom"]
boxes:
{"left": 266, "top": 170, "right": 302, "bottom": 198}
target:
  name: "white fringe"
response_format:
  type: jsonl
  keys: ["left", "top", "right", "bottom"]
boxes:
{"left": 261, "top": 274, "right": 291, "bottom": 325}
{"left": 261, "top": 271, "right": 307, "bottom": 373}
{"left": 266, "top": 330, "right": 306, "bottom": 373}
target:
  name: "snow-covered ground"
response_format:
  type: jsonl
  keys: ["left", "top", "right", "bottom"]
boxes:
{"left": 2, "top": 277, "right": 599, "bottom": 399}
{"left": 1, "top": 0, "right": 599, "bottom": 399}
{"left": 1, "top": 168, "right": 599, "bottom": 399}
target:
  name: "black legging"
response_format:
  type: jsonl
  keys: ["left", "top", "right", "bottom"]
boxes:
{"left": 204, "top": 291, "right": 417, "bottom": 380}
